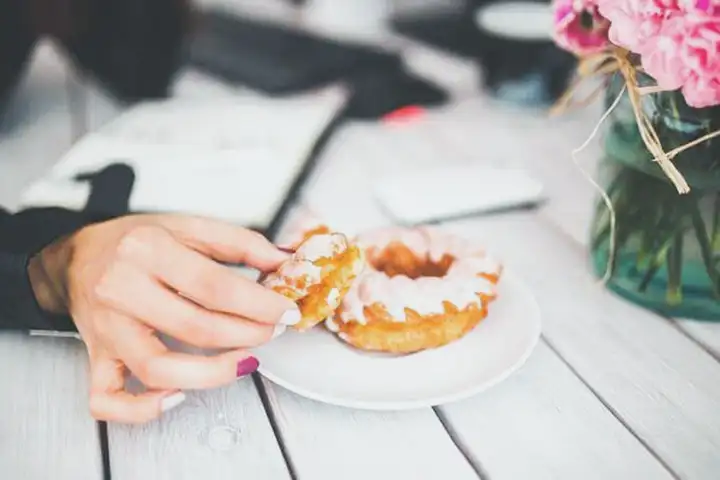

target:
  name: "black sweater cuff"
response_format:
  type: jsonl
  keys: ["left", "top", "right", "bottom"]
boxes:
{"left": 0, "top": 251, "right": 76, "bottom": 332}
{"left": 0, "top": 207, "right": 113, "bottom": 332}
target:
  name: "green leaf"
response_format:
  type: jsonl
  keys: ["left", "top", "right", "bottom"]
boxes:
{"left": 667, "top": 233, "right": 684, "bottom": 305}
{"left": 689, "top": 201, "right": 720, "bottom": 299}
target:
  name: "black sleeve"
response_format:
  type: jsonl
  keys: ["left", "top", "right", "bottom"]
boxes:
{"left": 0, "top": 206, "right": 102, "bottom": 332}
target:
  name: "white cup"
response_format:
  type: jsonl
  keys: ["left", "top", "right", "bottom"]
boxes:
{"left": 304, "top": 0, "right": 392, "bottom": 35}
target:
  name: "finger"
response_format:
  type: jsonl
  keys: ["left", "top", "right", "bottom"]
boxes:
{"left": 97, "top": 262, "right": 282, "bottom": 348}
{"left": 108, "top": 315, "right": 260, "bottom": 390}
{"left": 158, "top": 215, "right": 289, "bottom": 271}
{"left": 88, "top": 355, "right": 186, "bottom": 424}
{"left": 125, "top": 229, "right": 300, "bottom": 326}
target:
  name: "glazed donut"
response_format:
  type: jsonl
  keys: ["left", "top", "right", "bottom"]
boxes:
{"left": 263, "top": 232, "right": 365, "bottom": 332}
{"left": 327, "top": 227, "right": 502, "bottom": 354}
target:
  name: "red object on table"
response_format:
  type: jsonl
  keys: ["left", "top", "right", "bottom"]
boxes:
{"left": 382, "top": 105, "right": 426, "bottom": 123}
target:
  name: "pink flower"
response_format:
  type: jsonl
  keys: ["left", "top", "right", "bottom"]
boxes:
{"left": 597, "top": 0, "right": 678, "bottom": 52}
{"left": 678, "top": 17, "right": 720, "bottom": 106}
{"left": 552, "top": 0, "right": 720, "bottom": 107}
{"left": 638, "top": 16, "right": 689, "bottom": 89}
{"left": 678, "top": 0, "right": 720, "bottom": 14}
{"left": 682, "top": 75, "right": 720, "bottom": 106}
{"left": 591, "top": 0, "right": 720, "bottom": 107}
{"left": 638, "top": 14, "right": 720, "bottom": 106}
{"left": 553, "top": 0, "right": 611, "bottom": 55}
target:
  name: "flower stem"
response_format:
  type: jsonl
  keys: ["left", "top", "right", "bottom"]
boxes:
{"left": 712, "top": 194, "right": 720, "bottom": 251}
{"left": 667, "top": 233, "right": 684, "bottom": 305}
{"left": 689, "top": 201, "right": 720, "bottom": 298}
{"left": 638, "top": 242, "right": 671, "bottom": 292}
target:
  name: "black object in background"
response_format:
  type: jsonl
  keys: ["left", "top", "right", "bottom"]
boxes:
{"left": 75, "top": 163, "right": 136, "bottom": 217}
{"left": 391, "top": 0, "right": 576, "bottom": 107}
{"left": 61, "top": 0, "right": 192, "bottom": 103}
{"left": 391, "top": 4, "right": 482, "bottom": 58}
{"left": 344, "top": 69, "right": 448, "bottom": 120}
{"left": 187, "top": 8, "right": 449, "bottom": 119}
{"left": 0, "top": 0, "right": 36, "bottom": 114}
{"left": 188, "top": 9, "right": 401, "bottom": 95}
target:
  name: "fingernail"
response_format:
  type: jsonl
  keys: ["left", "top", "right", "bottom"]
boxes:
{"left": 161, "top": 392, "right": 186, "bottom": 412}
{"left": 272, "top": 324, "right": 287, "bottom": 339}
{"left": 236, "top": 356, "right": 260, "bottom": 377}
{"left": 278, "top": 246, "right": 296, "bottom": 253}
{"left": 280, "top": 308, "right": 302, "bottom": 326}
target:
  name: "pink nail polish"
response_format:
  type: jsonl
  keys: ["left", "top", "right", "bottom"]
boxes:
{"left": 236, "top": 357, "right": 260, "bottom": 377}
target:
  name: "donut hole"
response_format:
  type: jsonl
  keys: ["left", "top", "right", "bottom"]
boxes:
{"left": 369, "top": 243, "right": 453, "bottom": 279}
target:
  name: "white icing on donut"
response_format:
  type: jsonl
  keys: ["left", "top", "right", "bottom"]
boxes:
{"left": 263, "top": 234, "right": 349, "bottom": 297}
{"left": 325, "top": 314, "right": 340, "bottom": 332}
{"left": 327, "top": 288, "right": 340, "bottom": 306}
{"left": 263, "top": 260, "right": 322, "bottom": 297}
{"left": 337, "top": 227, "right": 500, "bottom": 324}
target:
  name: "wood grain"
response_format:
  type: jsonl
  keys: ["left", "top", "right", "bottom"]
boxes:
{"left": 261, "top": 378, "right": 479, "bottom": 480}
{"left": 0, "top": 335, "right": 102, "bottom": 480}
{"left": 438, "top": 342, "right": 674, "bottom": 480}
{"left": 674, "top": 321, "right": 720, "bottom": 360}
{"left": 108, "top": 377, "right": 291, "bottom": 480}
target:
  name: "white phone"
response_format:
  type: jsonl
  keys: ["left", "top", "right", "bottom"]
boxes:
{"left": 371, "top": 164, "right": 545, "bottom": 224}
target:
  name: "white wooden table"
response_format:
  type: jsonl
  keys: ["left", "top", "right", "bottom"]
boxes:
{"left": 2, "top": 4, "right": 720, "bottom": 479}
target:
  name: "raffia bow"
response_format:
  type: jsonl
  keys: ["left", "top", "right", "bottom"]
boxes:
{"left": 553, "top": 46, "right": 720, "bottom": 194}
{"left": 550, "top": 47, "right": 720, "bottom": 281}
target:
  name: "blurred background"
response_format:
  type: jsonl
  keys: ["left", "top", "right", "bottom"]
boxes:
{"left": 0, "top": 0, "right": 591, "bottom": 238}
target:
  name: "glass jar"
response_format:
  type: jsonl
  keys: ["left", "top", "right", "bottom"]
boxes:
{"left": 590, "top": 74, "right": 720, "bottom": 320}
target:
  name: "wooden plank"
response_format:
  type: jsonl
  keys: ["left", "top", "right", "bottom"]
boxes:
{"left": 438, "top": 342, "right": 673, "bottom": 480}
{"left": 674, "top": 321, "right": 720, "bottom": 359}
{"left": 442, "top": 212, "right": 720, "bottom": 479}
{"left": 261, "top": 378, "right": 479, "bottom": 480}
{"left": 109, "top": 377, "right": 291, "bottom": 480}
{"left": 0, "top": 335, "right": 103, "bottom": 479}
{"left": 0, "top": 42, "right": 103, "bottom": 479}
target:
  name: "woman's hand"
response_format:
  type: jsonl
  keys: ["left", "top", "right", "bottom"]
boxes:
{"left": 28, "top": 214, "right": 299, "bottom": 424}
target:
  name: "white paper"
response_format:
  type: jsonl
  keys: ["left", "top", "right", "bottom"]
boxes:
{"left": 20, "top": 88, "right": 348, "bottom": 226}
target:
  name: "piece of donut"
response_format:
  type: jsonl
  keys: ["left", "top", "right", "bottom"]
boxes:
{"left": 262, "top": 232, "right": 365, "bottom": 332}
{"left": 326, "top": 227, "right": 502, "bottom": 354}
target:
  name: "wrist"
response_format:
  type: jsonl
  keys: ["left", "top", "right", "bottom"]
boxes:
{"left": 27, "top": 236, "right": 73, "bottom": 315}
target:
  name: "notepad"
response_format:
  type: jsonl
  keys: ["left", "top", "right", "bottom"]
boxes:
{"left": 20, "top": 87, "right": 348, "bottom": 228}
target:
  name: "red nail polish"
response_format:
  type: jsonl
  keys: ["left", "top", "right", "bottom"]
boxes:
{"left": 236, "top": 357, "right": 259, "bottom": 377}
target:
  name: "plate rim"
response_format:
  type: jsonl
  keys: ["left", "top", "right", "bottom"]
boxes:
{"left": 257, "top": 270, "right": 542, "bottom": 411}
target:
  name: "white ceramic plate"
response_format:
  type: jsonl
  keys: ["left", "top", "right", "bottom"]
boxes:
{"left": 253, "top": 271, "right": 542, "bottom": 410}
